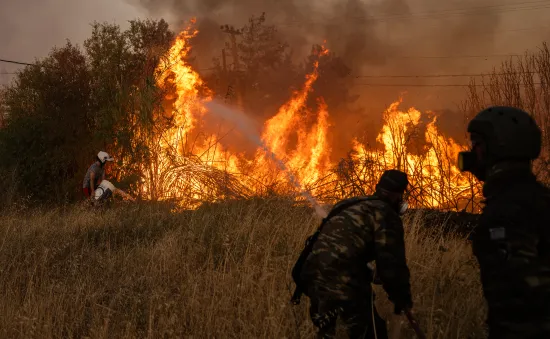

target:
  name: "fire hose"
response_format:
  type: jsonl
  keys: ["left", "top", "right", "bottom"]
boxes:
{"left": 370, "top": 266, "right": 426, "bottom": 339}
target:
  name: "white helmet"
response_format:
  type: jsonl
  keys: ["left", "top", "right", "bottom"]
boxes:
{"left": 97, "top": 151, "right": 114, "bottom": 164}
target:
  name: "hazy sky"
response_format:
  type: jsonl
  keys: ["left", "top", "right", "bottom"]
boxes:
{"left": 2, "top": 0, "right": 550, "bottom": 114}
{"left": 2, "top": 1, "right": 549, "bottom": 65}
{"left": 1, "top": 0, "right": 148, "bottom": 59}
{"left": 0, "top": 0, "right": 152, "bottom": 83}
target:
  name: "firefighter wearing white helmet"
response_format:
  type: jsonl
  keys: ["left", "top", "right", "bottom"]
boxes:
{"left": 82, "top": 151, "right": 114, "bottom": 199}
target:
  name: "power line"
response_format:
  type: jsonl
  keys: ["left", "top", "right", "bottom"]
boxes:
{"left": 2, "top": 53, "right": 524, "bottom": 72}
{"left": 375, "top": 54, "right": 521, "bottom": 59}
{"left": 0, "top": 58, "right": 33, "bottom": 66}
{"left": 354, "top": 71, "right": 537, "bottom": 78}
{"left": 1, "top": 56, "right": 218, "bottom": 72}
{"left": 355, "top": 83, "right": 472, "bottom": 87}
{"left": 3, "top": 56, "right": 537, "bottom": 79}
{"left": 0, "top": 52, "right": 538, "bottom": 78}
{"left": 1, "top": 3, "right": 547, "bottom": 67}
{"left": 352, "top": 82, "right": 543, "bottom": 87}
{"left": 197, "top": 67, "right": 218, "bottom": 71}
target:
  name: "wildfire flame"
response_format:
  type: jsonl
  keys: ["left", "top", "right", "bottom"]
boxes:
{"left": 140, "top": 20, "right": 481, "bottom": 211}
{"left": 141, "top": 20, "right": 243, "bottom": 205}
{"left": 350, "top": 100, "right": 476, "bottom": 209}
{"left": 255, "top": 45, "right": 331, "bottom": 188}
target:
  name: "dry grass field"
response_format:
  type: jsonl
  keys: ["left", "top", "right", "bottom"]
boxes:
{"left": 0, "top": 199, "right": 486, "bottom": 338}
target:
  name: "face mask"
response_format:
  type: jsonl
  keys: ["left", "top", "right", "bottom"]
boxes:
{"left": 458, "top": 150, "right": 487, "bottom": 180}
{"left": 457, "top": 136, "right": 488, "bottom": 181}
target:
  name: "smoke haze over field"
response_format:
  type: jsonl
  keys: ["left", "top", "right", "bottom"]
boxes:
{"left": 124, "top": 0, "right": 550, "bottom": 140}
{"left": 2, "top": 0, "right": 550, "bottom": 140}
{"left": 124, "top": 1, "right": 549, "bottom": 77}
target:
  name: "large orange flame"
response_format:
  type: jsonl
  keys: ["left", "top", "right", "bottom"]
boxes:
{"left": 140, "top": 19, "right": 243, "bottom": 205}
{"left": 139, "top": 20, "right": 480, "bottom": 211}
{"left": 350, "top": 99, "right": 476, "bottom": 209}
{"left": 254, "top": 45, "right": 331, "bottom": 189}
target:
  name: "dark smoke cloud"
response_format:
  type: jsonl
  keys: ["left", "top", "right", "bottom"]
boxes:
{"left": 123, "top": 0, "right": 522, "bottom": 94}
{"left": 124, "top": 0, "right": 550, "bottom": 149}
{"left": 1, "top": 0, "right": 547, "bottom": 140}
{"left": 126, "top": 0, "right": 403, "bottom": 70}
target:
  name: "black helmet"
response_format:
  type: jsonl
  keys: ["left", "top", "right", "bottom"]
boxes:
{"left": 467, "top": 106, "right": 541, "bottom": 162}
{"left": 376, "top": 169, "right": 409, "bottom": 194}
{"left": 375, "top": 169, "right": 409, "bottom": 215}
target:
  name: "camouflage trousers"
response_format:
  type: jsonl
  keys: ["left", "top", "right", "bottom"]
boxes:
{"left": 309, "top": 292, "right": 388, "bottom": 339}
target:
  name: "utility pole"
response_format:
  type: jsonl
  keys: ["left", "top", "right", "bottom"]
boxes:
{"left": 221, "top": 48, "right": 227, "bottom": 74}
{"left": 221, "top": 48, "right": 231, "bottom": 103}
{"left": 220, "top": 25, "right": 243, "bottom": 110}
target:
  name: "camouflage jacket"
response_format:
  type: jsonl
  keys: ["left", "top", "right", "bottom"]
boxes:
{"left": 472, "top": 167, "right": 550, "bottom": 321}
{"left": 300, "top": 196, "right": 412, "bottom": 305}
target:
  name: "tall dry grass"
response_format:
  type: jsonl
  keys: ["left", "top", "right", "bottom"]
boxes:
{"left": 0, "top": 199, "right": 485, "bottom": 338}
{"left": 463, "top": 42, "right": 550, "bottom": 182}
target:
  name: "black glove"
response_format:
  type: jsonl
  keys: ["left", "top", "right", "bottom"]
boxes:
{"left": 388, "top": 287, "right": 413, "bottom": 315}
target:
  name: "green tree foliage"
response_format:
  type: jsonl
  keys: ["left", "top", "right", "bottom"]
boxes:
{"left": 204, "top": 13, "right": 297, "bottom": 120}
{"left": 84, "top": 19, "right": 174, "bottom": 190}
{"left": 0, "top": 13, "right": 362, "bottom": 206}
{"left": 0, "top": 19, "right": 174, "bottom": 205}
{"left": 463, "top": 42, "right": 550, "bottom": 181}
{"left": 0, "top": 43, "right": 92, "bottom": 203}
{"left": 237, "top": 12, "right": 296, "bottom": 118}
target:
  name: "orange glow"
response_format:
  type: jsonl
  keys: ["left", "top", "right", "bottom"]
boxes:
{"left": 137, "top": 21, "right": 480, "bottom": 211}
{"left": 254, "top": 45, "right": 331, "bottom": 190}
{"left": 349, "top": 100, "right": 475, "bottom": 209}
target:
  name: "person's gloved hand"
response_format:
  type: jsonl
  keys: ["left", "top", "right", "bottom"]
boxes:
{"left": 389, "top": 288, "right": 413, "bottom": 315}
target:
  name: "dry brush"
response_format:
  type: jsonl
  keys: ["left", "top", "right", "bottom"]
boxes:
{"left": 0, "top": 200, "right": 485, "bottom": 338}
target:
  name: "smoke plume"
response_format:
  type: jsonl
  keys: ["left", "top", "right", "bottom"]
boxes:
{"left": 125, "top": 0, "right": 549, "bottom": 145}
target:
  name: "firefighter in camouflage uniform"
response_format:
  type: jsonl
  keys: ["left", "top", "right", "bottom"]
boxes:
{"left": 458, "top": 106, "right": 550, "bottom": 339}
{"left": 300, "top": 169, "right": 413, "bottom": 339}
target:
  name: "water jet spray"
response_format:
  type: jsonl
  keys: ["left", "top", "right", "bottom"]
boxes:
{"left": 204, "top": 100, "right": 328, "bottom": 218}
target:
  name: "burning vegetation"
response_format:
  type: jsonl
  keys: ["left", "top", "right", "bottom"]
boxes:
{"left": 134, "top": 20, "right": 481, "bottom": 212}
{"left": 3, "top": 11, "right": 550, "bottom": 339}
